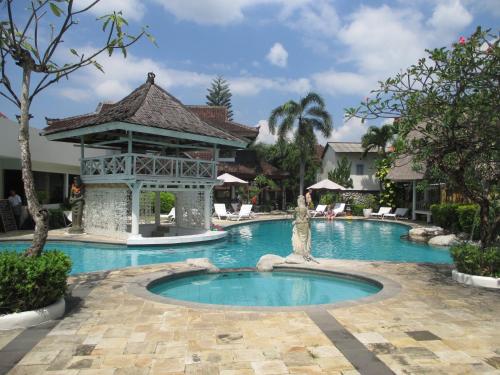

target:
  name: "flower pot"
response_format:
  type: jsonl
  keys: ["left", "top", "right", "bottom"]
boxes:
{"left": 363, "top": 208, "right": 372, "bottom": 218}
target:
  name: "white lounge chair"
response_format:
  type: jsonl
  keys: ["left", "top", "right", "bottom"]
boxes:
{"left": 383, "top": 208, "right": 408, "bottom": 220}
{"left": 310, "top": 204, "right": 327, "bottom": 218}
{"left": 333, "top": 203, "right": 345, "bottom": 216}
{"left": 214, "top": 204, "right": 230, "bottom": 220}
{"left": 227, "top": 204, "right": 254, "bottom": 221}
{"left": 160, "top": 207, "right": 175, "bottom": 223}
{"left": 370, "top": 207, "right": 392, "bottom": 219}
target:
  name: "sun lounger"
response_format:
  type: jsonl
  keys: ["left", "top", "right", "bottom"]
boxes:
{"left": 310, "top": 204, "right": 327, "bottom": 218}
{"left": 383, "top": 207, "right": 408, "bottom": 220}
{"left": 227, "top": 204, "right": 254, "bottom": 221}
{"left": 333, "top": 203, "right": 345, "bottom": 216}
{"left": 370, "top": 207, "right": 392, "bottom": 219}
{"left": 214, "top": 204, "right": 230, "bottom": 220}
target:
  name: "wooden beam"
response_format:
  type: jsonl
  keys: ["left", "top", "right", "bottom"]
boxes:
{"left": 45, "top": 121, "right": 248, "bottom": 148}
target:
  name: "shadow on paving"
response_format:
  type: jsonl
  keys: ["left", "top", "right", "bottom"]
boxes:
{"left": 0, "top": 271, "right": 109, "bottom": 375}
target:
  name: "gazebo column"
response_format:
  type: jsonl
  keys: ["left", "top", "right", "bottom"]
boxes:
{"left": 412, "top": 180, "right": 417, "bottom": 221}
{"left": 155, "top": 191, "right": 161, "bottom": 227}
{"left": 204, "top": 186, "right": 212, "bottom": 230}
{"left": 131, "top": 182, "right": 143, "bottom": 237}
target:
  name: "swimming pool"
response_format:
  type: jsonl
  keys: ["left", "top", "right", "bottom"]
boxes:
{"left": 0, "top": 220, "right": 452, "bottom": 274}
{"left": 149, "top": 270, "right": 382, "bottom": 307}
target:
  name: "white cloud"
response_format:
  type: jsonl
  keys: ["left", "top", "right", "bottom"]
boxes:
{"left": 329, "top": 116, "right": 369, "bottom": 143}
{"left": 57, "top": 49, "right": 311, "bottom": 102}
{"left": 283, "top": 0, "right": 340, "bottom": 38}
{"left": 81, "top": 0, "right": 145, "bottom": 21}
{"left": 255, "top": 120, "right": 278, "bottom": 144}
{"left": 230, "top": 76, "right": 310, "bottom": 96}
{"left": 312, "top": 71, "right": 374, "bottom": 96}
{"left": 428, "top": 0, "right": 472, "bottom": 34}
{"left": 266, "top": 42, "right": 288, "bottom": 68}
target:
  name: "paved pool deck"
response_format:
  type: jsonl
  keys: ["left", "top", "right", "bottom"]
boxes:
{"left": 1, "top": 217, "right": 499, "bottom": 375}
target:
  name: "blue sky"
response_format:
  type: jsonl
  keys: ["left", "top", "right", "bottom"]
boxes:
{"left": 2, "top": 0, "right": 499, "bottom": 144}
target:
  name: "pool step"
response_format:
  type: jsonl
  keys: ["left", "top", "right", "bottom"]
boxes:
{"left": 151, "top": 226, "right": 170, "bottom": 237}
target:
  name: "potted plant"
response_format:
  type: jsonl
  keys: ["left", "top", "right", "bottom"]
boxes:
{"left": 363, "top": 194, "right": 377, "bottom": 218}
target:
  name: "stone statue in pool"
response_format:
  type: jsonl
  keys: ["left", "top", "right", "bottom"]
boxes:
{"left": 256, "top": 195, "right": 317, "bottom": 271}
{"left": 291, "top": 195, "right": 312, "bottom": 259}
{"left": 69, "top": 176, "right": 84, "bottom": 234}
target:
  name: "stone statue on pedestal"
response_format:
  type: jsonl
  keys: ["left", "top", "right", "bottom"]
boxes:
{"left": 291, "top": 195, "right": 312, "bottom": 260}
{"left": 69, "top": 176, "right": 84, "bottom": 233}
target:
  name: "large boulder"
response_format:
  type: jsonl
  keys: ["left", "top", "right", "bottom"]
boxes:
{"left": 186, "top": 258, "right": 219, "bottom": 273}
{"left": 428, "top": 234, "right": 459, "bottom": 247}
{"left": 409, "top": 226, "right": 445, "bottom": 242}
{"left": 256, "top": 254, "right": 285, "bottom": 271}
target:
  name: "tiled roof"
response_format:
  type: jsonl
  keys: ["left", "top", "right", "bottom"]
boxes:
{"left": 187, "top": 105, "right": 259, "bottom": 141}
{"left": 327, "top": 142, "right": 379, "bottom": 153}
{"left": 44, "top": 74, "right": 240, "bottom": 142}
{"left": 387, "top": 154, "right": 425, "bottom": 181}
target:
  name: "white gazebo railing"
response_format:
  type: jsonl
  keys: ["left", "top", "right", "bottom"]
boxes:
{"left": 81, "top": 153, "right": 216, "bottom": 180}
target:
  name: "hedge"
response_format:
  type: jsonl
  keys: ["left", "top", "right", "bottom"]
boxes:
{"left": 430, "top": 203, "right": 480, "bottom": 238}
{"left": 0, "top": 251, "right": 72, "bottom": 314}
{"left": 149, "top": 192, "right": 175, "bottom": 214}
{"left": 451, "top": 244, "right": 500, "bottom": 278}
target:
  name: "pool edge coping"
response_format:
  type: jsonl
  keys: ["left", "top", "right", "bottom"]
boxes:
{"left": 127, "top": 263, "right": 402, "bottom": 312}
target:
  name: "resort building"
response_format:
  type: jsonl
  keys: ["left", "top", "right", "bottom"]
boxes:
{"left": 42, "top": 73, "right": 247, "bottom": 245}
{"left": 0, "top": 114, "right": 102, "bottom": 207}
{"left": 318, "top": 142, "right": 380, "bottom": 191}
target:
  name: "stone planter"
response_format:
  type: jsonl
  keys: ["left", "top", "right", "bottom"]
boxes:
{"left": 452, "top": 270, "right": 499, "bottom": 289}
{"left": 362, "top": 208, "right": 372, "bottom": 218}
{"left": 0, "top": 298, "right": 65, "bottom": 330}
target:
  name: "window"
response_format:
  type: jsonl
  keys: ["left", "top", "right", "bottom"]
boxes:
{"left": 355, "top": 164, "right": 364, "bottom": 175}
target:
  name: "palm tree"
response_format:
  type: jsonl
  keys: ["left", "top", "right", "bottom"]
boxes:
{"left": 269, "top": 92, "right": 332, "bottom": 195}
{"left": 361, "top": 124, "right": 394, "bottom": 157}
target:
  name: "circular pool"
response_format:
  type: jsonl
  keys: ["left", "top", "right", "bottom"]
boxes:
{"left": 148, "top": 270, "right": 382, "bottom": 307}
{"left": 0, "top": 220, "right": 452, "bottom": 275}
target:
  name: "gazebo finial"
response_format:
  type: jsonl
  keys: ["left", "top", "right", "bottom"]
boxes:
{"left": 147, "top": 72, "right": 156, "bottom": 84}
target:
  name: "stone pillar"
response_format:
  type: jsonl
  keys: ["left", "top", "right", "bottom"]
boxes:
{"left": 63, "top": 173, "right": 69, "bottom": 200}
{"left": 155, "top": 191, "right": 161, "bottom": 227}
{"left": 412, "top": 180, "right": 417, "bottom": 221}
{"left": 204, "top": 186, "right": 212, "bottom": 230}
{"left": 131, "top": 183, "right": 142, "bottom": 237}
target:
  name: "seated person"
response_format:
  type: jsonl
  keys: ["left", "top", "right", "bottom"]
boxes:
{"left": 326, "top": 204, "right": 336, "bottom": 221}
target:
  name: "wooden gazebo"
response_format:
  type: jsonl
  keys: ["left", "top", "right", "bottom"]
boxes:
{"left": 43, "top": 73, "right": 246, "bottom": 244}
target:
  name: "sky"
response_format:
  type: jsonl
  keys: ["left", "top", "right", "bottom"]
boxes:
{"left": 2, "top": 0, "right": 499, "bottom": 145}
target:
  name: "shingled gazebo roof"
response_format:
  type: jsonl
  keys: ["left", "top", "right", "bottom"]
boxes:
{"left": 43, "top": 73, "right": 246, "bottom": 149}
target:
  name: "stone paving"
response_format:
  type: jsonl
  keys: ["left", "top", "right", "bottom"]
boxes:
{"left": 2, "top": 258, "right": 499, "bottom": 375}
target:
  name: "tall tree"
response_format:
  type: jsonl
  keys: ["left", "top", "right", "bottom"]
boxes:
{"left": 0, "top": 0, "right": 153, "bottom": 256}
{"left": 206, "top": 76, "right": 233, "bottom": 121}
{"left": 361, "top": 124, "right": 394, "bottom": 157}
{"left": 346, "top": 27, "right": 499, "bottom": 247}
{"left": 328, "top": 156, "right": 354, "bottom": 189}
{"left": 269, "top": 92, "right": 332, "bottom": 195}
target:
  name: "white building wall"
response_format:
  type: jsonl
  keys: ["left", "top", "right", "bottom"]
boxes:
{"left": 0, "top": 116, "right": 103, "bottom": 199}
{"left": 319, "top": 147, "right": 380, "bottom": 191}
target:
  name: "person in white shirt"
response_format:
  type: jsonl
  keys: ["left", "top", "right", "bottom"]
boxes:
{"left": 8, "top": 190, "right": 22, "bottom": 227}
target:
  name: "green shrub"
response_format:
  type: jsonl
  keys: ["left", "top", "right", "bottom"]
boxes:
{"left": 149, "top": 192, "right": 175, "bottom": 214}
{"left": 48, "top": 208, "right": 66, "bottom": 229}
{"left": 351, "top": 204, "right": 364, "bottom": 216}
{"left": 430, "top": 203, "right": 460, "bottom": 231}
{"left": 319, "top": 192, "right": 338, "bottom": 206}
{"left": 456, "top": 204, "right": 480, "bottom": 239}
{"left": 0, "top": 251, "right": 72, "bottom": 314}
{"left": 451, "top": 244, "right": 500, "bottom": 277}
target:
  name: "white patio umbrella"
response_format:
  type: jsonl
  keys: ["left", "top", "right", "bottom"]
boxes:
{"left": 217, "top": 173, "right": 248, "bottom": 184}
{"left": 307, "top": 179, "right": 345, "bottom": 191}
{"left": 217, "top": 173, "right": 248, "bottom": 202}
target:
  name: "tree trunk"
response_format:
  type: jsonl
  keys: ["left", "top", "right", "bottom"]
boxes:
{"left": 478, "top": 200, "right": 492, "bottom": 248}
{"left": 19, "top": 68, "right": 48, "bottom": 257}
{"left": 299, "top": 161, "right": 305, "bottom": 197}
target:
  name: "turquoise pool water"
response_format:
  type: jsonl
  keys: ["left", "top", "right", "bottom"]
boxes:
{"left": 149, "top": 270, "right": 382, "bottom": 306}
{"left": 0, "top": 220, "right": 452, "bottom": 275}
